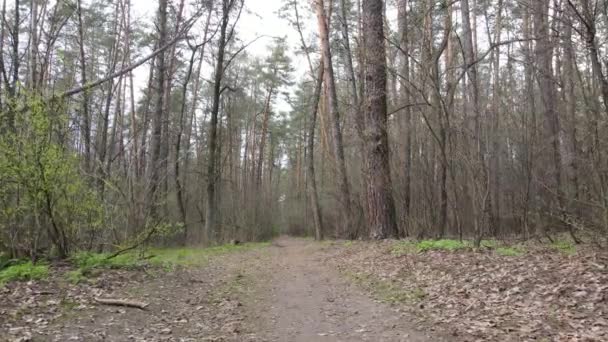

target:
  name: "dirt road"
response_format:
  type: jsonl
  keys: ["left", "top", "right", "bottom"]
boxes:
{"left": 3, "top": 238, "right": 441, "bottom": 341}
{"left": 246, "top": 238, "right": 436, "bottom": 341}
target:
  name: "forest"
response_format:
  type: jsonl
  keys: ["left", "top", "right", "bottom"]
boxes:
{"left": 1, "top": 0, "right": 608, "bottom": 340}
{"left": 1, "top": 0, "right": 608, "bottom": 257}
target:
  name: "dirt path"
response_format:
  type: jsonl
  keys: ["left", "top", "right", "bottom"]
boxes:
{"left": 241, "top": 238, "right": 440, "bottom": 341}
{"left": 2, "top": 238, "right": 443, "bottom": 341}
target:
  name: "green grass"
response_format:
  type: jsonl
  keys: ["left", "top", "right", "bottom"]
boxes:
{"left": 147, "top": 242, "right": 270, "bottom": 268}
{"left": 392, "top": 239, "right": 469, "bottom": 255}
{"left": 67, "top": 242, "right": 270, "bottom": 281}
{"left": 416, "top": 239, "right": 469, "bottom": 252}
{"left": 479, "top": 239, "right": 500, "bottom": 249}
{"left": 551, "top": 240, "right": 576, "bottom": 255}
{"left": 496, "top": 246, "right": 525, "bottom": 256}
{"left": 71, "top": 251, "right": 143, "bottom": 273}
{"left": 0, "top": 261, "right": 49, "bottom": 285}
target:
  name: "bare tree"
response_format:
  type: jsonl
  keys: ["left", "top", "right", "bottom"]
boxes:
{"left": 362, "top": 0, "right": 398, "bottom": 239}
{"left": 314, "top": 0, "right": 353, "bottom": 238}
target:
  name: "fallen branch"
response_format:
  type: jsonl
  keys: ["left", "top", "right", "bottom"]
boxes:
{"left": 106, "top": 224, "right": 158, "bottom": 260}
{"left": 94, "top": 297, "right": 149, "bottom": 310}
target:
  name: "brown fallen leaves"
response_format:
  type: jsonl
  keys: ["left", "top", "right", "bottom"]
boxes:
{"left": 324, "top": 241, "right": 608, "bottom": 341}
{"left": 0, "top": 262, "right": 253, "bottom": 341}
{"left": 0, "top": 267, "right": 148, "bottom": 341}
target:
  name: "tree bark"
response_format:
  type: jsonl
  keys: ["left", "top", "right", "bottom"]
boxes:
{"left": 308, "top": 63, "right": 325, "bottom": 240}
{"left": 534, "top": 0, "right": 564, "bottom": 211}
{"left": 147, "top": 0, "right": 168, "bottom": 219}
{"left": 205, "top": 0, "right": 233, "bottom": 242}
{"left": 397, "top": 0, "right": 412, "bottom": 236}
{"left": 76, "top": 0, "right": 91, "bottom": 172}
{"left": 362, "top": 0, "right": 398, "bottom": 239}
{"left": 314, "top": 0, "right": 353, "bottom": 238}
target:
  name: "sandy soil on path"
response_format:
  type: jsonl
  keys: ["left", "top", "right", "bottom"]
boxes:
{"left": 243, "top": 237, "right": 445, "bottom": 342}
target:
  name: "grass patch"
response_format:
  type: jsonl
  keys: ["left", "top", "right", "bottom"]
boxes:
{"left": 344, "top": 271, "right": 425, "bottom": 304}
{"left": 0, "top": 261, "right": 49, "bottom": 285}
{"left": 551, "top": 240, "right": 576, "bottom": 255}
{"left": 66, "top": 242, "right": 269, "bottom": 282}
{"left": 416, "top": 239, "right": 468, "bottom": 252}
{"left": 391, "top": 239, "right": 469, "bottom": 255}
{"left": 147, "top": 242, "right": 270, "bottom": 268}
{"left": 496, "top": 246, "right": 525, "bottom": 256}
{"left": 71, "top": 251, "right": 142, "bottom": 274}
{"left": 392, "top": 239, "right": 521, "bottom": 256}
{"left": 65, "top": 269, "right": 87, "bottom": 284}
{"left": 480, "top": 239, "right": 500, "bottom": 249}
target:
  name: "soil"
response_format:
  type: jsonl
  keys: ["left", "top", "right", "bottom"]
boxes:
{"left": 243, "top": 238, "right": 440, "bottom": 341}
{"left": 4, "top": 237, "right": 605, "bottom": 341}
{"left": 1, "top": 237, "right": 443, "bottom": 341}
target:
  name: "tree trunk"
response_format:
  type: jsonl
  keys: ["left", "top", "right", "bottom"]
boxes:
{"left": 397, "top": 0, "right": 412, "bottom": 237}
{"left": 534, "top": 0, "right": 564, "bottom": 211}
{"left": 490, "top": 1, "right": 503, "bottom": 236}
{"left": 362, "top": 0, "right": 398, "bottom": 239}
{"left": 76, "top": 0, "right": 90, "bottom": 171}
{"left": 461, "top": 0, "right": 486, "bottom": 246}
{"left": 314, "top": 0, "right": 352, "bottom": 238}
{"left": 147, "top": 0, "right": 168, "bottom": 219}
{"left": 308, "top": 63, "right": 325, "bottom": 240}
{"left": 205, "top": 0, "right": 233, "bottom": 242}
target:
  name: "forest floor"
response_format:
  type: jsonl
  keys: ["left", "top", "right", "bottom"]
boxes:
{"left": 1, "top": 237, "right": 607, "bottom": 341}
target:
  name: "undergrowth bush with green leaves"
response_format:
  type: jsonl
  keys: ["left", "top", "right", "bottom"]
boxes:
{"left": 0, "top": 261, "right": 49, "bottom": 285}
{"left": 0, "top": 96, "right": 103, "bottom": 259}
{"left": 416, "top": 239, "right": 468, "bottom": 252}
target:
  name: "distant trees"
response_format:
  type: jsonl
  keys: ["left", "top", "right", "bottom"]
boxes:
{"left": 2, "top": 0, "right": 608, "bottom": 260}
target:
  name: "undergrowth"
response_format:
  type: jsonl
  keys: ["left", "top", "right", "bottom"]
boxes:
{"left": 0, "top": 261, "right": 49, "bottom": 285}
{"left": 391, "top": 239, "right": 527, "bottom": 256}
{"left": 551, "top": 240, "right": 577, "bottom": 255}
{"left": 66, "top": 242, "right": 270, "bottom": 283}
{"left": 495, "top": 246, "right": 525, "bottom": 256}
{"left": 147, "top": 242, "right": 270, "bottom": 268}
{"left": 416, "top": 239, "right": 468, "bottom": 252}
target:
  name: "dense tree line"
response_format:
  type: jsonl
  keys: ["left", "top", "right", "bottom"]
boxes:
{"left": 1, "top": 0, "right": 607, "bottom": 260}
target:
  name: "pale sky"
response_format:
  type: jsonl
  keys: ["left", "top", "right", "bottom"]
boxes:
{"left": 130, "top": 0, "right": 307, "bottom": 111}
